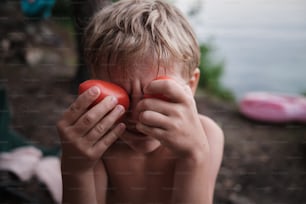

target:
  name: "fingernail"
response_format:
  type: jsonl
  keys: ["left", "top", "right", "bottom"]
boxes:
{"left": 109, "top": 96, "right": 118, "bottom": 104}
{"left": 90, "top": 86, "right": 99, "bottom": 95}
{"left": 116, "top": 105, "right": 124, "bottom": 113}
{"left": 118, "top": 123, "right": 126, "bottom": 132}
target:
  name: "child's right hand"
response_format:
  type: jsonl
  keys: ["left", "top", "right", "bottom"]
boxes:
{"left": 56, "top": 86, "right": 126, "bottom": 173}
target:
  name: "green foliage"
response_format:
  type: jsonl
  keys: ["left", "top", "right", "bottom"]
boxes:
{"left": 198, "top": 43, "right": 235, "bottom": 101}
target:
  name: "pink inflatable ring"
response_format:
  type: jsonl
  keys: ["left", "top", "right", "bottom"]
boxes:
{"left": 239, "top": 92, "right": 306, "bottom": 123}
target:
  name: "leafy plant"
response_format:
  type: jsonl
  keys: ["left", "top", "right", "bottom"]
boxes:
{"left": 198, "top": 43, "right": 235, "bottom": 101}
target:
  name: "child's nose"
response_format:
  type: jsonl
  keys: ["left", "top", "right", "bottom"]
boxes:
{"left": 126, "top": 94, "right": 142, "bottom": 122}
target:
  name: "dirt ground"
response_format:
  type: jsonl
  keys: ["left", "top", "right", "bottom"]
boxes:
{"left": 1, "top": 5, "right": 306, "bottom": 204}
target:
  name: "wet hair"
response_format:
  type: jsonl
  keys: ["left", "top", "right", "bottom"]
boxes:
{"left": 84, "top": 0, "right": 200, "bottom": 78}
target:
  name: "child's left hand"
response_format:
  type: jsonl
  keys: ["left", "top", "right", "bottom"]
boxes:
{"left": 136, "top": 78, "right": 209, "bottom": 161}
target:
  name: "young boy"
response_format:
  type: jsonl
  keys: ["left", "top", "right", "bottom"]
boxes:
{"left": 56, "top": 0, "right": 224, "bottom": 203}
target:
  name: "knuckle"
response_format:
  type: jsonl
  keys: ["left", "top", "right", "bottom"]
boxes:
{"left": 170, "top": 120, "right": 180, "bottom": 130}
{"left": 69, "top": 102, "right": 81, "bottom": 113}
{"left": 71, "top": 124, "right": 85, "bottom": 136}
{"left": 95, "top": 123, "right": 106, "bottom": 135}
{"left": 176, "top": 106, "right": 186, "bottom": 117}
{"left": 82, "top": 114, "right": 95, "bottom": 126}
{"left": 159, "top": 131, "right": 167, "bottom": 138}
{"left": 171, "top": 106, "right": 180, "bottom": 117}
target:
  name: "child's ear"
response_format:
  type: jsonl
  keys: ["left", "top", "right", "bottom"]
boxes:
{"left": 188, "top": 68, "right": 200, "bottom": 95}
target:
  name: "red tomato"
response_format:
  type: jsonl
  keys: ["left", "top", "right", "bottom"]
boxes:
{"left": 79, "top": 80, "right": 130, "bottom": 110}
{"left": 143, "top": 76, "right": 172, "bottom": 101}
{"left": 154, "top": 76, "right": 171, "bottom": 80}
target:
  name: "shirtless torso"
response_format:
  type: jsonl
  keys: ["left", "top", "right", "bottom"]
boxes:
{"left": 94, "top": 115, "right": 224, "bottom": 204}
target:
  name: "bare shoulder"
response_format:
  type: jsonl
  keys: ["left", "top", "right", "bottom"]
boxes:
{"left": 199, "top": 114, "right": 224, "bottom": 147}
{"left": 199, "top": 114, "right": 224, "bottom": 183}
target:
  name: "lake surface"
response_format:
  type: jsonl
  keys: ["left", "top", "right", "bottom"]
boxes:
{"left": 184, "top": 0, "right": 306, "bottom": 99}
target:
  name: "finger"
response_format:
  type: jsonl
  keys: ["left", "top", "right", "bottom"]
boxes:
{"left": 91, "top": 123, "right": 126, "bottom": 155}
{"left": 136, "top": 98, "right": 173, "bottom": 117}
{"left": 144, "top": 79, "right": 190, "bottom": 103}
{"left": 72, "top": 96, "right": 118, "bottom": 136}
{"left": 136, "top": 122, "right": 166, "bottom": 140}
{"left": 82, "top": 105, "right": 125, "bottom": 146}
{"left": 138, "top": 110, "right": 170, "bottom": 129}
{"left": 62, "top": 86, "right": 101, "bottom": 126}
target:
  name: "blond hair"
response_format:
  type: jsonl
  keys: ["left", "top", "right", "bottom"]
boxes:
{"left": 84, "top": 0, "right": 200, "bottom": 78}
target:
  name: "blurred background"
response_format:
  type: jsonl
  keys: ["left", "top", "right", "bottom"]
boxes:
{"left": 0, "top": 0, "right": 305, "bottom": 204}
{"left": 204, "top": 0, "right": 306, "bottom": 99}
{"left": 174, "top": 0, "right": 306, "bottom": 99}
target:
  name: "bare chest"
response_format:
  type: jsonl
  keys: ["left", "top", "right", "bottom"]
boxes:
{"left": 103, "top": 147, "right": 176, "bottom": 204}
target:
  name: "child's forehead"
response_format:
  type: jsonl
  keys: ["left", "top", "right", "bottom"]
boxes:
{"left": 109, "top": 62, "right": 169, "bottom": 81}
{"left": 98, "top": 60, "right": 175, "bottom": 78}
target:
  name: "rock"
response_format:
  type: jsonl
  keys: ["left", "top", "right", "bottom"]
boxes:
{"left": 229, "top": 193, "right": 256, "bottom": 204}
{"left": 25, "top": 47, "right": 44, "bottom": 67}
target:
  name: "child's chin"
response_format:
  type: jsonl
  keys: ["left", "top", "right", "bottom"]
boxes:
{"left": 130, "top": 142, "right": 161, "bottom": 154}
{"left": 120, "top": 131, "right": 161, "bottom": 154}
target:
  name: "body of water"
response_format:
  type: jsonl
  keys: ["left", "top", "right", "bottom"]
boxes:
{"left": 180, "top": 0, "right": 306, "bottom": 99}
